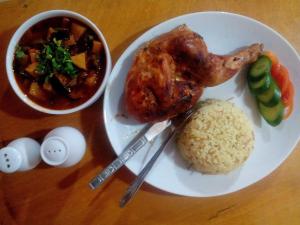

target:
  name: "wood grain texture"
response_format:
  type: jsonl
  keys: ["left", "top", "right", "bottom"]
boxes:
{"left": 1, "top": 0, "right": 300, "bottom": 224}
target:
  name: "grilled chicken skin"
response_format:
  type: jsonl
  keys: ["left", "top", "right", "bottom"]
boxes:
{"left": 125, "top": 25, "right": 263, "bottom": 122}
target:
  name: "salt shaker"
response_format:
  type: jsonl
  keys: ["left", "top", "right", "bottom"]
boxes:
{"left": 40, "top": 127, "right": 86, "bottom": 167}
{"left": 0, "top": 138, "right": 41, "bottom": 173}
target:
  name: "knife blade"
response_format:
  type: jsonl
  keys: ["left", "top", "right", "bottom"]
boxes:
{"left": 89, "top": 120, "right": 171, "bottom": 190}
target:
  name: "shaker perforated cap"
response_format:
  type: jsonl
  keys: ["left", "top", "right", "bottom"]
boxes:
{"left": 40, "top": 137, "right": 69, "bottom": 166}
{"left": 0, "top": 147, "right": 22, "bottom": 173}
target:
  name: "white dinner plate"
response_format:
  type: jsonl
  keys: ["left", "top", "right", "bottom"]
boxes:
{"left": 103, "top": 12, "right": 300, "bottom": 197}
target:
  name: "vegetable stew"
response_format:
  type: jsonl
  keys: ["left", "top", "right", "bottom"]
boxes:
{"left": 13, "top": 17, "right": 106, "bottom": 110}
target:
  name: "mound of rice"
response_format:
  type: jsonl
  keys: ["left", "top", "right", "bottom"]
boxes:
{"left": 177, "top": 99, "right": 254, "bottom": 174}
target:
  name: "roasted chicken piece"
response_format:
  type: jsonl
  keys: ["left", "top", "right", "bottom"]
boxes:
{"left": 125, "top": 25, "right": 263, "bottom": 122}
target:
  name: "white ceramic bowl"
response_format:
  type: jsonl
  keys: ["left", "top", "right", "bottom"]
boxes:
{"left": 6, "top": 10, "right": 112, "bottom": 114}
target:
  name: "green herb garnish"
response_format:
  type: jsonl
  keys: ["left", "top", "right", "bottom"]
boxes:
{"left": 36, "top": 38, "right": 77, "bottom": 79}
{"left": 15, "top": 45, "right": 25, "bottom": 59}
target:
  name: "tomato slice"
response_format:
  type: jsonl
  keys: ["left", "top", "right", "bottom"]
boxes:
{"left": 270, "top": 62, "right": 294, "bottom": 119}
{"left": 271, "top": 63, "right": 281, "bottom": 76}
{"left": 282, "top": 80, "right": 295, "bottom": 106}
{"left": 271, "top": 64, "right": 289, "bottom": 94}
{"left": 264, "top": 51, "right": 279, "bottom": 65}
{"left": 282, "top": 80, "right": 294, "bottom": 119}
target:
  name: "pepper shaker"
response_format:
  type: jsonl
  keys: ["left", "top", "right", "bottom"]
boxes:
{"left": 40, "top": 126, "right": 86, "bottom": 167}
{"left": 0, "top": 138, "right": 41, "bottom": 173}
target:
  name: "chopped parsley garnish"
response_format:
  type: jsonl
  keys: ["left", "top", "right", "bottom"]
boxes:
{"left": 36, "top": 38, "right": 77, "bottom": 79}
{"left": 15, "top": 45, "right": 25, "bottom": 59}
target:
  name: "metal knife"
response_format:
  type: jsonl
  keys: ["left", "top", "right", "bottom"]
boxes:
{"left": 119, "top": 108, "right": 194, "bottom": 207}
{"left": 89, "top": 120, "right": 171, "bottom": 190}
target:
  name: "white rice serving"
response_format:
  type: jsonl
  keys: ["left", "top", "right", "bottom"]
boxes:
{"left": 177, "top": 99, "right": 254, "bottom": 174}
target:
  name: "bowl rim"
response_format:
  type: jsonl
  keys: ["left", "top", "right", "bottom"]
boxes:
{"left": 6, "top": 10, "right": 112, "bottom": 114}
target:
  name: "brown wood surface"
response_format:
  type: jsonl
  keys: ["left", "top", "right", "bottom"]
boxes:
{"left": 1, "top": 0, "right": 300, "bottom": 224}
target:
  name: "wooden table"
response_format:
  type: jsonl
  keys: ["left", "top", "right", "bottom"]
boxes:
{"left": 1, "top": 0, "right": 300, "bottom": 224}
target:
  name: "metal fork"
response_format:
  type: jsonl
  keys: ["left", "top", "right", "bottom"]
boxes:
{"left": 119, "top": 109, "right": 193, "bottom": 207}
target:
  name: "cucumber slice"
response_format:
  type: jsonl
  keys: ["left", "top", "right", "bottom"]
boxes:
{"left": 248, "top": 72, "right": 271, "bottom": 95}
{"left": 258, "top": 100, "right": 284, "bottom": 126}
{"left": 257, "top": 78, "right": 281, "bottom": 107}
{"left": 248, "top": 55, "right": 272, "bottom": 81}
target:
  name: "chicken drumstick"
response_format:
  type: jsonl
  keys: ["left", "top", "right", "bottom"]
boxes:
{"left": 125, "top": 25, "right": 263, "bottom": 122}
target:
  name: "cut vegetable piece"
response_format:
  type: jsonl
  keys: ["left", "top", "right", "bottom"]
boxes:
{"left": 55, "top": 73, "right": 70, "bottom": 86}
{"left": 43, "top": 81, "right": 54, "bottom": 93}
{"left": 68, "top": 77, "right": 78, "bottom": 87}
{"left": 25, "top": 62, "right": 39, "bottom": 77}
{"left": 47, "top": 27, "right": 56, "bottom": 40}
{"left": 257, "top": 78, "right": 281, "bottom": 107}
{"left": 71, "top": 23, "right": 86, "bottom": 41}
{"left": 85, "top": 72, "right": 98, "bottom": 87}
{"left": 282, "top": 80, "right": 295, "bottom": 106}
{"left": 62, "top": 17, "right": 71, "bottom": 28}
{"left": 248, "top": 72, "right": 271, "bottom": 95}
{"left": 271, "top": 63, "right": 281, "bottom": 77}
{"left": 29, "top": 49, "right": 39, "bottom": 63}
{"left": 50, "top": 75, "right": 71, "bottom": 96}
{"left": 92, "top": 41, "right": 103, "bottom": 54}
{"left": 64, "top": 34, "right": 76, "bottom": 46}
{"left": 248, "top": 55, "right": 272, "bottom": 81}
{"left": 271, "top": 64, "right": 289, "bottom": 94}
{"left": 71, "top": 52, "right": 87, "bottom": 70}
{"left": 258, "top": 100, "right": 284, "bottom": 126}
{"left": 29, "top": 82, "right": 46, "bottom": 100}
{"left": 263, "top": 51, "right": 279, "bottom": 65}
